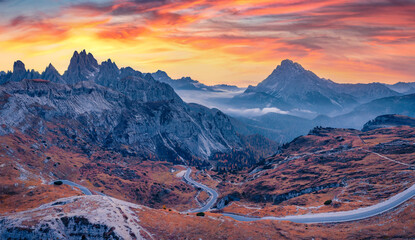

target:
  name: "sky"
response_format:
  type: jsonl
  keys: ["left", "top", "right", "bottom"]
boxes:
{"left": 0, "top": 0, "right": 414, "bottom": 86}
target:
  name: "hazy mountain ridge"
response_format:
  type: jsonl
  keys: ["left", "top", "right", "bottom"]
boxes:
{"left": 151, "top": 70, "right": 242, "bottom": 92}
{"left": 386, "top": 82, "right": 415, "bottom": 94}
{"left": 312, "top": 93, "right": 415, "bottom": 130}
{"left": 362, "top": 114, "right": 415, "bottom": 131}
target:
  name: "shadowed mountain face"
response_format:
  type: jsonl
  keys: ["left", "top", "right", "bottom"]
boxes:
{"left": 0, "top": 50, "right": 271, "bottom": 166}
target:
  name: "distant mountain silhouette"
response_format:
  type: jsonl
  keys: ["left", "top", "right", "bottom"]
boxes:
{"left": 152, "top": 70, "right": 241, "bottom": 92}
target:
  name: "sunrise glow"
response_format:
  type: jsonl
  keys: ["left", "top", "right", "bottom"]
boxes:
{"left": 0, "top": 0, "right": 414, "bottom": 86}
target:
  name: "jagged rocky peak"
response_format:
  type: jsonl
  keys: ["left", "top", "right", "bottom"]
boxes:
{"left": 41, "top": 63, "right": 64, "bottom": 84}
{"left": 254, "top": 59, "right": 322, "bottom": 93}
{"left": 100, "top": 58, "right": 119, "bottom": 72}
{"left": 178, "top": 76, "right": 197, "bottom": 83}
{"left": 71, "top": 49, "right": 98, "bottom": 66}
{"left": 155, "top": 70, "right": 168, "bottom": 76}
{"left": 45, "top": 63, "right": 57, "bottom": 71}
{"left": 120, "top": 66, "right": 143, "bottom": 79}
{"left": 63, "top": 49, "right": 99, "bottom": 85}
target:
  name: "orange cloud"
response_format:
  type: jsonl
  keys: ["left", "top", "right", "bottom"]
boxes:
{"left": 0, "top": 0, "right": 414, "bottom": 85}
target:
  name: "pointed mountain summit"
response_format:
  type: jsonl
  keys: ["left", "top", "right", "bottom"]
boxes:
{"left": 63, "top": 50, "right": 99, "bottom": 85}
{"left": 277, "top": 59, "right": 306, "bottom": 72}
{"left": 151, "top": 70, "right": 173, "bottom": 85}
{"left": 41, "top": 63, "right": 64, "bottom": 84}
{"left": 253, "top": 59, "right": 330, "bottom": 96}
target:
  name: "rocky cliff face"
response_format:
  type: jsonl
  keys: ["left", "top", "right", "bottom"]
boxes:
{"left": 0, "top": 78, "right": 241, "bottom": 162}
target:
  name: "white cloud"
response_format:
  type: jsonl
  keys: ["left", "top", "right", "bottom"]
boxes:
{"left": 224, "top": 107, "right": 289, "bottom": 117}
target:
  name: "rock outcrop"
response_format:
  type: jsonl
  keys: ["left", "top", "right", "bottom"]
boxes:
{"left": 0, "top": 195, "right": 151, "bottom": 240}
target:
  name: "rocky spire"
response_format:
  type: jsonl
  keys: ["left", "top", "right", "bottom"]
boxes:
{"left": 63, "top": 50, "right": 99, "bottom": 85}
{"left": 10, "top": 60, "right": 26, "bottom": 82}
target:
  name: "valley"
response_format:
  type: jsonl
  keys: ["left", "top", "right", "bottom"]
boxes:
{"left": 1, "top": 51, "right": 415, "bottom": 239}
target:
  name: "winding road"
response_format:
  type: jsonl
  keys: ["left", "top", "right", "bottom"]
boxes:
{"left": 181, "top": 168, "right": 415, "bottom": 223}
{"left": 54, "top": 167, "right": 415, "bottom": 224}
{"left": 224, "top": 183, "right": 415, "bottom": 223}
{"left": 183, "top": 168, "right": 219, "bottom": 213}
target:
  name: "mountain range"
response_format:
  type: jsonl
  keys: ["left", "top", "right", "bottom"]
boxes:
{"left": 0, "top": 50, "right": 272, "bottom": 167}
{"left": 2, "top": 54, "right": 415, "bottom": 146}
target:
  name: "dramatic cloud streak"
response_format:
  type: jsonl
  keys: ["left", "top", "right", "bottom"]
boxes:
{"left": 0, "top": 0, "right": 414, "bottom": 85}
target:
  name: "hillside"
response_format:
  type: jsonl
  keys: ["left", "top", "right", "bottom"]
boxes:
{"left": 193, "top": 125, "right": 415, "bottom": 219}
{"left": 2, "top": 124, "right": 415, "bottom": 239}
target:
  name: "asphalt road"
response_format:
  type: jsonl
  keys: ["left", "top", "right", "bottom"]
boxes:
{"left": 52, "top": 180, "right": 93, "bottom": 195}
{"left": 183, "top": 168, "right": 219, "bottom": 213}
{"left": 224, "top": 183, "right": 415, "bottom": 223}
